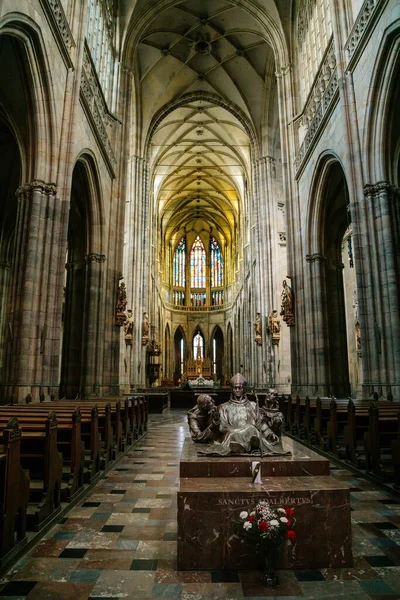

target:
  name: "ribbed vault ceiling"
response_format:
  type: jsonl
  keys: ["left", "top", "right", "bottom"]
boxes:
{"left": 126, "top": 0, "right": 280, "bottom": 254}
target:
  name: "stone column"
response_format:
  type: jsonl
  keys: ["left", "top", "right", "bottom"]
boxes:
{"left": 0, "top": 261, "right": 12, "bottom": 392}
{"left": 305, "top": 253, "right": 330, "bottom": 395}
{"left": 359, "top": 182, "right": 400, "bottom": 399}
{"left": 6, "top": 181, "right": 69, "bottom": 403}
{"left": 124, "top": 155, "right": 149, "bottom": 388}
{"left": 82, "top": 253, "right": 106, "bottom": 397}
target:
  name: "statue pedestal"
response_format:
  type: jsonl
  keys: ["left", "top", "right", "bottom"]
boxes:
{"left": 178, "top": 437, "right": 352, "bottom": 570}
{"left": 180, "top": 437, "right": 330, "bottom": 478}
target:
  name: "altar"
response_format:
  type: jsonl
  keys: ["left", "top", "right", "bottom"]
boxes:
{"left": 183, "top": 358, "right": 212, "bottom": 381}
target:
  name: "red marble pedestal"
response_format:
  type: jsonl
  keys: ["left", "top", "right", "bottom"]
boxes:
{"left": 178, "top": 437, "right": 352, "bottom": 570}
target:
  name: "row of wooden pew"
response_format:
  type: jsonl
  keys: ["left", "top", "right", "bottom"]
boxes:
{"left": 279, "top": 394, "right": 400, "bottom": 487}
{"left": 0, "top": 396, "right": 148, "bottom": 564}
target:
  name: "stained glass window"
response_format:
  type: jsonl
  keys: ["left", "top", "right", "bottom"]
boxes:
{"left": 211, "top": 237, "right": 224, "bottom": 288}
{"left": 180, "top": 338, "right": 184, "bottom": 376}
{"left": 191, "top": 292, "right": 206, "bottom": 307}
{"left": 211, "top": 291, "right": 224, "bottom": 306}
{"left": 193, "top": 332, "right": 204, "bottom": 360}
{"left": 190, "top": 236, "right": 206, "bottom": 288}
{"left": 173, "top": 237, "right": 186, "bottom": 288}
{"left": 213, "top": 338, "right": 217, "bottom": 375}
{"left": 173, "top": 291, "right": 185, "bottom": 305}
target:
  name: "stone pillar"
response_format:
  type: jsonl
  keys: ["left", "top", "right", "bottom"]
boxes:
{"left": 82, "top": 253, "right": 106, "bottom": 397}
{"left": 6, "top": 181, "right": 69, "bottom": 403}
{"left": 305, "top": 253, "right": 330, "bottom": 395}
{"left": 124, "top": 155, "right": 149, "bottom": 388}
{"left": 359, "top": 182, "right": 400, "bottom": 399}
{"left": 0, "top": 261, "right": 12, "bottom": 396}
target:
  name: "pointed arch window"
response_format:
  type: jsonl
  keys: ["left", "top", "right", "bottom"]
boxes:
{"left": 193, "top": 331, "right": 204, "bottom": 360}
{"left": 211, "top": 237, "right": 224, "bottom": 288}
{"left": 190, "top": 236, "right": 206, "bottom": 288}
{"left": 173, "top": 237, "right": 186, "bottom": 288}
{"left": 86, "top": 0, "right": 115, "bottom": 107}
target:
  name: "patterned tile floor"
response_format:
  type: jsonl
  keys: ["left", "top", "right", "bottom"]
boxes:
{"left": 2, "top": 411, "right": 400, "bottom": 599}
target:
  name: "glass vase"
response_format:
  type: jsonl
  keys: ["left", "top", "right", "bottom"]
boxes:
{"left": 261, "top": 546, "right": 279, "bottom": 587}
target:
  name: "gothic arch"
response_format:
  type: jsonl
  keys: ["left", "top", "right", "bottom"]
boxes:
{"left": 164, "top": 322, "right": 171, "bottom": 379}
{"left": 210, "top": 324, "right": 224, "bottom": 382}
{"left": 226, "top": 321, "right": 234, "bottom": 380}
{"left": 306, "top": 151, "right": 349, "bottom": 253}
{"left": 0, "top": 14, "right": 57, "bottom": 182}
{"left": 60, "top": 155, "right": 106, "bottom": 398}
{"left": 363, "top": 19, "right": 400, "bottom": 182}
{"left": 173, "top": 325, "right": 186, "bottom": 382}
{"left": 305, "top": 155, "right": 353, "bottom": 396}
{"left": 73, "top": 151, "right": 105, "bottom": 252}
{"left": 192, "top": 325, "right": 206, "bottom": 358}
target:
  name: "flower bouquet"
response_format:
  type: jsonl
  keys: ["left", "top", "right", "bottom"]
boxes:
{"left": 236, "top": 500, "right": 296, "bottom": 586}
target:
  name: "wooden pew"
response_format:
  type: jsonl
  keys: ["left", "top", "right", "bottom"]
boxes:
{"left": 0, "top": 418, "right": 30, "bottom": 559}
{"left": 364, "top": 403, "right": 399, "bottom": 481}
{"left": 20, "top": 413, "right": 63, "bottom": 530}
{"left": 0, "top": 407, "right": 85, "bottom": 501}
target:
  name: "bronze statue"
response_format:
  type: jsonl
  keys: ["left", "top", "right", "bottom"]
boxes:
{"left": 280, "top": 280, "right": 294, "bottom": 326}
{"left": 187, "top": 394, "right": 218, "bottom": 443}
{"left": 190, "top": 373, "right": 289, "bottom": 457}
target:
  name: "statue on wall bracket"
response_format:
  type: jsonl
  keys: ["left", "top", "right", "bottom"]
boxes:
{"left": 142, "top": 312, "right": 149, "bottom": 346}
{"left": 280, "top": 279, "right": 295, "bottom": 327}
{"left": 124, "top": 309, "right": 134, "bottom": 345}
{"left": 269, "top": 309, "right": 281, "bottom": 345}
{"left": 254, "top": 312, "right": 262, "bottom": 346}
{"left": 115, "top": 281, "right": 127, "bottom": 326}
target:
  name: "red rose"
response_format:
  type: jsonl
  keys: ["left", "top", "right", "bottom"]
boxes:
{"left": 287, "top": 530, "right": 296, "bottom": 542}
{"left": 248, "top": 515, "right": 255, "bottom": 523}
{"left": 286, "top": 520, "right": 292, "bottom": 527}
{"left": 258, "top": 521, "right": 269, "bottom": 531}
{"left": 285, "top": 507, "right": 294, "bottom": 518}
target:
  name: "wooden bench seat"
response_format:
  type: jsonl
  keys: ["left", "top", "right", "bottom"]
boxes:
{"left": 0, "top": 419, "right": 30, "bottom": 560}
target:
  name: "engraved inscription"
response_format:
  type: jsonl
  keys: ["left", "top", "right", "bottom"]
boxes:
{"left": 217, "top": 496, "right": 311, "bottom": 507}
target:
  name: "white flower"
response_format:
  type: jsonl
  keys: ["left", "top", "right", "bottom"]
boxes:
{"left": 250, "top": 511, "right": 256, "bottom": 516}
{"left": 269, "top": 519, "right": 279, "bottom": 527}
{"left": 280, "top": 517, "right": 288, "bottom": 523}
{"left": 239, "top": 511, "right": 248, "bottom": 520}
{"left": 243, "top": 521, "right": 253, "bottom": 530}
{"left": 277, "top": 508, "right": 286, "bottom": 514}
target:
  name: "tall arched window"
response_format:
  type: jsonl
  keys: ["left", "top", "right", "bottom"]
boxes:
{"left": 190, "top": 236, "right": 206, "bottom": 288}
{"left": 211, "top": 237, "right": 224, "bottom": 306}
{"left": 171, "top": 233, "right": 225, "bottom": 307}
{"left": 173, "top": 237, "right": 186, "bottom": 305}
{"left": 296, "top": 0, "right": 332, "bottom": 107}
{"left": 86, "top": 0, "right": 115, "bottom": 106}
{"left": 193, "top": 331, "right": 204, "bottom": 360}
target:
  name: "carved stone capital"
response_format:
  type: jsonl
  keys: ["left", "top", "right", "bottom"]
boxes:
{"left": 16, "top": 180, "right": 57, "bottom": 197}
{"left": 364, "top": 181, "right": 399, "bottom": 198}
{"left": 306, "top": 253, "right": 327, "bottom": 263}
{"left": 85, "top": 253, "right": 106, "bottom": 264}
{"left": 0, "top": 261, "right": 11, "bottom": 270}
